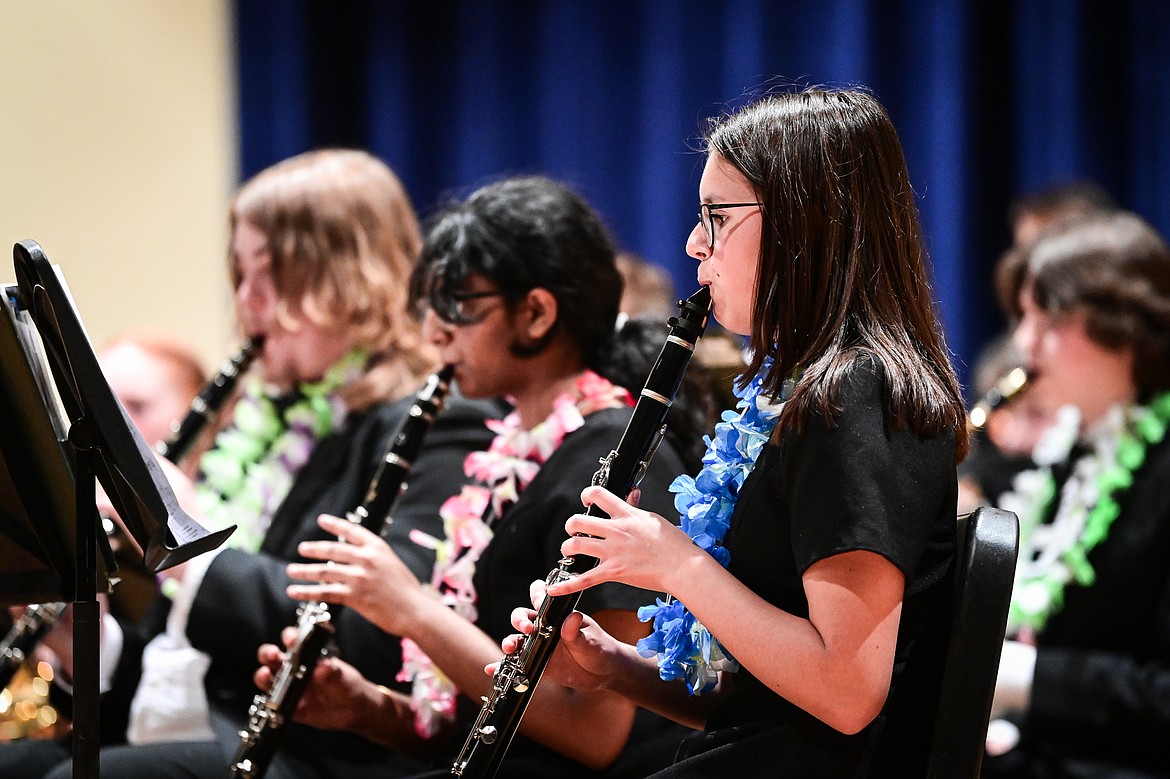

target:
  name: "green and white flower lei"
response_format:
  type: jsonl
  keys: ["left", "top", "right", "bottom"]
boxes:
{"left": 192, "top": 349, "right": 367, "bottom": 553}
{"left": 998, "top": 391, "right": 1170, "bottom": 633}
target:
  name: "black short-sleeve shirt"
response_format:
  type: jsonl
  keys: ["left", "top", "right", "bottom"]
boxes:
{"left": 698, "top": 356, "right": 958, "bottom": 776}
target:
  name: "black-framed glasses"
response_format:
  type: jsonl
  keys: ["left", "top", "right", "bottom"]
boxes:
{"left": 697, "top": 202, "right": 763, "bottom": 250}
{"left": 430, "top": 287, "right": 506, "bottom": 325}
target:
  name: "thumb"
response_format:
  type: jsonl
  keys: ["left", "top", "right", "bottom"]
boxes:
{"left": 560, "top": 610, "right": 584, "bottom": 643}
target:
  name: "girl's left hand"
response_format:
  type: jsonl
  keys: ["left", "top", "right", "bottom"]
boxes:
{"left": 547, "top": 485, "right": 703, "bottom": 597}
{"left": 287, "top": 514, "right": 426, "bottom": 636}
{"left": 255, "top": 630, "right": 382, "bottom": 734}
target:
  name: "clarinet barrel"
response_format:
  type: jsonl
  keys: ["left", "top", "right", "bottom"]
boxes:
{"left": 351, "top": 364, "right": 455, "bottom": 532}
{"left": 451, "top": 287, "right": 711, "bottom": 779}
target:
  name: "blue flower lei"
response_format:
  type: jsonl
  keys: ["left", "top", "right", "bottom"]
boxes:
{"left": 636, "top": 358, "right": 784, "bottom": 694}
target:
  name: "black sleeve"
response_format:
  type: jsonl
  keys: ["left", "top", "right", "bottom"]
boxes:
{"left": 781, "top": 360, "right": 957, "bottom": 579}
{"left": 1031, "top": 642, "right": 1170, "bottom": 765}
{"left": 186, "top": 396, "right": 500, "bottom": 672}
{"left": 1024, "top": 439, "right": 1170, "bottom": 768}
{"left": 188, "top": 549, "right": 297, "bottom": 661}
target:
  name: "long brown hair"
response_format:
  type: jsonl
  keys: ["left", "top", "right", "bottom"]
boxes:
{"left": 229, "top": 149, "right": 434, "bottom": 409}
{"left": 707, "top": 88, "right": 968, "bottom": 458}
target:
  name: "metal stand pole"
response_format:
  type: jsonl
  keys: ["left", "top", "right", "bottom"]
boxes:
{"left": 70, "top": 426, "right": 99, "bottom": 779}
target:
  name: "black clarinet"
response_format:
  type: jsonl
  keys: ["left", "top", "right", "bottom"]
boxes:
{"left": 451, "top": 288, "right": 711, "bottom": 778}
{"left": 229, "top": 365, "right": 455, "bottom": 779}
{"left": 0, "top": 337, "right": 263, "bottom": 694}
{"left": 156, "top": 335, "right": 265, "bottom": 461}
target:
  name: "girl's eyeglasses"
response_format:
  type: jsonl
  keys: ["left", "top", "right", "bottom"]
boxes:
{"left": 697, "top": 202, "right": 762, "bottom": 250}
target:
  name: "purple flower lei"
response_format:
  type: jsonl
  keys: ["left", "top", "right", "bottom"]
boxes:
{"left": 636, "top": 358, "right": 783, "bottom": 694}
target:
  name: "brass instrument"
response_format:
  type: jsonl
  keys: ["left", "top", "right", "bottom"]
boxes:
{"left": 968, "top": 367, "right": 1030, "bottom": 431}
{"left": 229, "top": 365, "right": 455, "bottom": 779}
{"left": 451, "top": 289, "right": 711, "bottom": 778}
{"left": 0, "top": 603, "right": 66, "bottom": 696}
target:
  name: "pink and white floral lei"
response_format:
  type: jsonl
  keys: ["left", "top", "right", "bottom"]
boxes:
{"left": 397, "top": 370, "right": 632, "bottom": 738}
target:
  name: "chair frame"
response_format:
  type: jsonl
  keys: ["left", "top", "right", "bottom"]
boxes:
{"left": 927, "top": 506, "right": 1020, "bottom": 778}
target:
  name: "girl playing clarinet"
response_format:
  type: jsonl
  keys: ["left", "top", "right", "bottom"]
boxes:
{"left": 505, "top": 87, "right": 970, "bottom": 777}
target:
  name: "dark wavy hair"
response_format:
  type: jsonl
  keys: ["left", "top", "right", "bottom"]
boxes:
{"left": 999, "top": 210, "right": 1170, "bottom": 400}
{"left": 414, "top": 176, "right": 621, "bottom": 367}
{"left": 411, "top": 175, "right": 711, "bottom": 470}
{"left": 705, "top": 88, "right": 968, "bottom": 458}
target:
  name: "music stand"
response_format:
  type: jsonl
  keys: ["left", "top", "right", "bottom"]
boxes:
{"left": 1, "top": 292, "right": 76, "bottom": 607}
{"left": 0, "top": 239, "right": 235, "bottom": 778}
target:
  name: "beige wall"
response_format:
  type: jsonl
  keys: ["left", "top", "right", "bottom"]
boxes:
{"left": 0, "top": 1, "right": 237, "bottom": 372}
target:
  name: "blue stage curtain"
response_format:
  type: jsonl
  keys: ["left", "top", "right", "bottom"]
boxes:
{"left": 235, "top": 0, "right": 1169, "bottom": 394}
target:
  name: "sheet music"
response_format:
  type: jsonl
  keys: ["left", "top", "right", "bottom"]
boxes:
{"left": 5, "top": 245, "right": 235, "bottom": 574}
{"left": 2, "top": 283, "right": 71, "bottom": 440}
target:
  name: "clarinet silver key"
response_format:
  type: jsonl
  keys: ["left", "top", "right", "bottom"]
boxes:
{"left": 228, "top": 365, "right": 455, "bottom": 779}
{"left": 451, "top": 288, "right": 711, "bottom": 778}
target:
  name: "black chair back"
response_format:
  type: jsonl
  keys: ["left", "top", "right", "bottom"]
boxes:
{"left": 927, "top": 506, "right": 1019, "bottom": 778}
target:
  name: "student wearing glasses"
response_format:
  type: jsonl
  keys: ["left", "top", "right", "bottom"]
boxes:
{"left": 254, "top": 175, "right": 706, "bottom": 776}
{"left": 503, "top": 88, "right": 969, "bottom": 776}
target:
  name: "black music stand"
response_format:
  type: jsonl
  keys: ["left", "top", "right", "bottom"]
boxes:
{"left": 0, "top": 240, "right": 235, "bottom": 779}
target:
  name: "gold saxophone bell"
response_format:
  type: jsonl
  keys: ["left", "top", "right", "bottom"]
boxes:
{"left": 969, "top": 367, "right": 1030, "bottom": 431}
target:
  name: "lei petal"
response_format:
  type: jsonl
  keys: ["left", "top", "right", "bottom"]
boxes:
{"left": 1003, "top": 392, "right": 1170, "bottom": 633}
{"left": 397, "top": 637, "right": 458, "bottom": 738}
{"left": 641, "top": 359, "right": 782, "bottom": 694}
{"left": 400, "top": 371, "right": 628, "bottom": 735}
{"left": 234, "top": 394, "right": 281, "bottom": 440}
{"left": 408, "top": 529, "right": 442, "bottom": 551}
